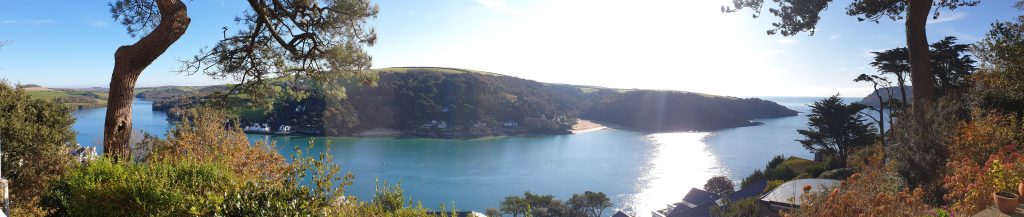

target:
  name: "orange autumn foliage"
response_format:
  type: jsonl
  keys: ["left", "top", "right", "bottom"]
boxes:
{"left": 786, "top": 146, "right": 933, "bottom": 217}
{"left": 145, "top": 107, "right": 288, "bottom": 182}
{"left": 945, "top": 145, "right": 1024, "bottom": 214}
{"left": 947, "top": 111, "right": 1024, "bottom": 166}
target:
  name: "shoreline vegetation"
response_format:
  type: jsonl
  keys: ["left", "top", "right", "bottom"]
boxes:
{"left": 135, "top": 67, "right": 799, "bottom": 139}
{"left": 348, "top": 119, "right": 610, "bottom": 138}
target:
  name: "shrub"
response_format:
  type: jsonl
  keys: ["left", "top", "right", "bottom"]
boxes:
{"left": 147, "top": 107, "right": 288, "bottom": 182}
{"left": 820, "top": 168, "right": 855, "bottom": 180}
{"left": 889, "top": 98, "right": 962, "bottom": 205}
{"left": 787, "top": 160, "right": 931, "bottom": 216}
{"left": 0, "top": 82, "right": 76, "bottom": 211}
{"left": 711, "top": 197, "right": 761, "bottom": 217}
{"left": 704, "top": 176, "right": 735, "bottom": 196}
{"left": 947, "top": 111, "right": 1024, "bottom": 166}
{"left": 945, "top": 144, "right": 1024, "bottom": 214}
{"left": 802, "top": 163, "right": 827, "bottom": 178}
{"left": 41, "top": 158, "right": 236, "bottom": 217}
{"left": 741, "top": 169, "right": 766, "bottom": 187}
{"left": 763, "top": 180, "right": 786, "bottom": 194}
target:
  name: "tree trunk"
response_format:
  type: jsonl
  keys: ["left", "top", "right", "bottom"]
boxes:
{"left": 906, "top": 0, "right": 935, "bottom": 107}
{"left": 897, "top": 74, "right": 908, "bottom": 105}
{"left": 875, "top": 85, "right": 886, "bottom": 146}
{"left": 103, "top": 0, "right": 190, "bottom": 160}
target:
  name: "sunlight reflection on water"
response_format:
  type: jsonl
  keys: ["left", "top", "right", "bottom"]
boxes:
{"left": 624, "top": 132, "right": 728, "bottom": 216}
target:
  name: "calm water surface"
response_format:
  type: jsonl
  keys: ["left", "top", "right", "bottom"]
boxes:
{"left": 73, "top": 97, "right": 832, "bottom": 216}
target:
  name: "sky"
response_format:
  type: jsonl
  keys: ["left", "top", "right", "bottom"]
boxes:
{"left": 0, "top": 0, "right": 1021, "bottom": 97}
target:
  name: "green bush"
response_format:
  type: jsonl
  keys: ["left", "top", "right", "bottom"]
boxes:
{"left": 0, "top": 82, "right": 76, "bottom": 208}
{"left": 820, "top": 168, "right": 855, "bottom": 180}
{"left": 763, "top": 180, "right": 786, "bottom": 193}
{"left": 803, "top": 163, "right": 828, "bottom": 178}
{"left": 765, "top": 166, "right": 796, "bottom": 181}
{"left": 766, "top": 155, "right": 786, "bottom": 170}
{"left": 41, "top": 158, "right": 236, "bottom": 217}
{"left": 711, "top": 197, "right": 762, "bottom": 217}
{"left": 740, "top": 169, "right": 766, "bottom": 187}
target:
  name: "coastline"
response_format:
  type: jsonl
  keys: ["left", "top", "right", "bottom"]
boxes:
{"left": 355, "top": 128, "right": 404, "bottom": 137}
{"left": 571, "top": 119, "right": 609, "bottom": 134}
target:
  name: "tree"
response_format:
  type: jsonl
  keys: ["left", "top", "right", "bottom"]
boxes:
{"left": 869, "top": 36, "right": 977, "bottom": 102}
{"left": 568, "top": 191, "right": 613, "bottom": 217}
{"left": 703, "top": 176, "right": 736, "bottom": 196}
{"left": 797, "top": 95, "right": 877, "bottom": 168}
{"left": 102, "top": 0, "right": 378, "bottom": 160}
{"left": 973, "top": 11, "right": 1024, "bottom": 114}
{"left": 724, "top": 0, "right": 979, "bottom": 107}
{"left": 0, "top": 82, "right": 77, "bottom": 211}
{"left": 854, "top": 74, "right": 893, "bottom": 145}
{"left": 485, "top": 208, "right": 501, "bottom": 217}
{"left": 869, "top": 48, "right": 911, "bottom": 104}
{"left": 929, "top": 36, "right": 977, "bottom": 95}
{"left": 500, "top": 195, "right": 529, "bottom": 217}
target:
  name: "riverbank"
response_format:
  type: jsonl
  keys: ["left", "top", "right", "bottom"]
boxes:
{"left": 571, "top": 119, "right": 609, "bottom": 134}
{"left": 355, "top": 128, "right": 404, "bottom": 137}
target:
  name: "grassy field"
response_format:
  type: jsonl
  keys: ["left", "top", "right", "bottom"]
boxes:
{"left": 779, "top": 156, "right": 823, "bottom": 175}
{"left": 26, "top": 89, "right": 108, "bottom": 109}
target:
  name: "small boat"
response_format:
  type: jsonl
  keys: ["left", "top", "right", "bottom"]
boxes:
{"left": 243, "top": 123, "right": 271, "bottom": 134}
{"left": 274, "top": 125, "right": 292, "bottom": 135}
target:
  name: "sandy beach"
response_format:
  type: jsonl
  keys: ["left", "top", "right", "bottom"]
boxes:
{"left": 571, "top": 119, "right": 609, "bottom": 134}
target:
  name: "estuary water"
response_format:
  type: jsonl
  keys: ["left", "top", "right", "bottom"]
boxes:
{"left": 72, "top": 97, "right": 826, "bottom": 216}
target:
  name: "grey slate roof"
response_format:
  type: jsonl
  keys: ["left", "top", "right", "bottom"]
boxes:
{"left": 760, "top": 179, "right": 841, "bottom": 207}
{"left": 668, "top": 180, "right": 769, "bottom": 217}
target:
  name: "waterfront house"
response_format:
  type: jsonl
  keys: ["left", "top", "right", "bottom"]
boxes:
{"left": 654, "top": 180, "right": 770, "bottom": 217}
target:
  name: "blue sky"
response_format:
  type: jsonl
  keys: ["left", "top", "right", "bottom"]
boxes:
{"left": 0, "top": 0, "right": 1020, "bottom": 97}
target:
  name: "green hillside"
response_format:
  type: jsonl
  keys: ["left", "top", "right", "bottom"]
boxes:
{"left": 149, "top": 67, "right": 798, "bottom": 138}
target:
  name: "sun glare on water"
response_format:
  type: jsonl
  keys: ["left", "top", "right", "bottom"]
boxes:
{"left": 623, "top": 132, "right": 728, "bottom": 216}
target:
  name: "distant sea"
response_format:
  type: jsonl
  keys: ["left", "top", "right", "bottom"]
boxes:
{"left": 73, "top": 96, "right": 848, "bottom": 216}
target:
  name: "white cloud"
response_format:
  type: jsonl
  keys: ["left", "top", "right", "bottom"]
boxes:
{"left": 927, "top": 11, "right": 966, "bottom": 24}
{"left": 828, "top": 34, "right": 840, "bottom": 40}
{"left": 88, "top": 20, "right": 109, "bottom": 28}
{"left": 1, "top": 19, "right": 56, "bottom": 25}
{"left": 777, "top": 38, "right": 798, "bottom": 45}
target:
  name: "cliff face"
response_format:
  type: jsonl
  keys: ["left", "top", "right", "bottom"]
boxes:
{"left": 150, "top": 67, "right": 799, "bottom": 136}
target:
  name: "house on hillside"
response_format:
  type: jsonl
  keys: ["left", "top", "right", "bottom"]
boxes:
{"left": 654, "top": 180, "right": 771, "bottom": 217}
{"left": 760, "top": 179, "right": 841, "bottom": 214}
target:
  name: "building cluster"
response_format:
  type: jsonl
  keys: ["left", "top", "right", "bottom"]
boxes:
{"left": 632, "top": 179, "right": 840, "bottom": 217}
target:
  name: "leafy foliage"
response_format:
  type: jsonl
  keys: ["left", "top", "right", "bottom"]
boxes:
{"left": 704, "top": 176, "right": 736, "bottom": 196}
{"left": 567, "top": 191, "right": 613, "bottom": 217}
{"left": 797, "top": 95, "right": 876, "bottom": 168}
{"left": 787, "top": 163, "right": 932, "bottom": 217}
{"left": 0, "top": 82, "right": 76, "bottom": 210}
{"left": 144, "top": 107, "right": 288, "bottom": 181}
{"left": 710, "top": 197, "right": 762, "bottom": 217}
{"left": 499, "top": 191, "right": 611, "bottom": 217}
{"left": 973, "top": 15, "right": 1024, "bottom": 115}
{"left": 179, "top": 0, "right": 380, "bottom": 106}
{"left": 41, "top": 158, "right": 236, "bottom": 217}
{"left": 723, "top": 0, "right": 979, "bottom": 36}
